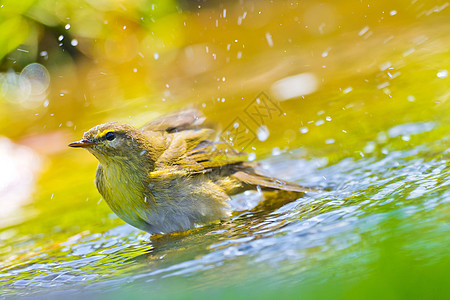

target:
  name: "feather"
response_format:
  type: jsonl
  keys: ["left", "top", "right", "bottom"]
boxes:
{"left": 74, "top": 109, "right": 317, "bottom": 235}
{"left": 140, "top": 109, "right": 207, "bottom": 133}
{"left": 232, "top": 171, "right": 317, "bottom": 193}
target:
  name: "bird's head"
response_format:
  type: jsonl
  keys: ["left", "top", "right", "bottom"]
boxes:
{"left": 69, "top": 122, "right": 149, "bottom": 165}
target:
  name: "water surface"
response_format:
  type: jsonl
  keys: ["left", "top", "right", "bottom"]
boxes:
{"left": 0, "top": 0, "right": 449, "bottom": 298}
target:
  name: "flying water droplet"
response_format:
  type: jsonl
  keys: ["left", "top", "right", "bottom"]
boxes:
{"left": 257, "top": 126, "right": 270, "bottom": 141}
{"left": 248, "top": 153, "right": 256, "bottom": 161}
{"left": 437, "top": 70, "right": 448, "bottom": 78}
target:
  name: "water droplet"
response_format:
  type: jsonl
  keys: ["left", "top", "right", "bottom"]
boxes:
{"left": 256, "top": 185, "right": 262, "bottom": 193}
{"left": 265, "top": 32, "right": 273, "bottom": 47}
{"left": 315, "top": 120, "right": 325, "bottom": 126}
{"left": 71, "top": 39, "right": 78, "bottom": 46}
{"left": 437, "top": 70, "right": 448, "bottom": 78}
{"left": 377, "top": 82, "right": 389, "bottom": 89}
{"left": 257, "top": 125, "right": 270, "bottom": 141}
{"left": 343, "top": 87, "right": 353, "bottom": 94}
{"left": 379, "top": 61, "right": 392, "bottom": 71}
{"left": 248, "top": 153, "right": 256, "bottom": 161}
{"left": 403, "top": 48, "right": 415, "bottom": 56}
{"left": 364, "top": 141, "right": 376, "bottom": 153}
{"left": 272, "top": 147, "right": 281, "bottom": 156}
{"left": 358, "top": 26, "right": 369, "bottom": 36}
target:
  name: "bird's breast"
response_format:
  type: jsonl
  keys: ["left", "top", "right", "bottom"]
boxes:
{"left": 96, "top": 163, "right": 153, "bottom": 231}
{"left": 96, "top": 163, "right": 231, "bottom": 234}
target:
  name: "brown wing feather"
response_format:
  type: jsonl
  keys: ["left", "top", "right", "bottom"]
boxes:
{"left": 145, "top": 110, "right": 315, "bottom": 194}
{"left": 140, "top": 109, "right": 207, "bottom": 133}
{"left": 153, "top": 125, "right": 246, "bottom": 171}
{"left": 232, "top": 171, "right": 317, "bottom": 193}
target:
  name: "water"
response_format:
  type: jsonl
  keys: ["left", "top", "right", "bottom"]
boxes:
{"left": 1, "top": 0, "right": 450, "bottom": 299}
{"left": 1, "top": 129, "right": 449, "bottom": 297}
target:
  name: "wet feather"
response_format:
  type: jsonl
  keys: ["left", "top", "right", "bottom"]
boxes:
{"left": 71, "top": 110, "right": 314, "bottom": 234}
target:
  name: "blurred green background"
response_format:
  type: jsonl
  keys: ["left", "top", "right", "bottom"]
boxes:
{"left": 0, "top": 0, "right": 449, "bottom": 299}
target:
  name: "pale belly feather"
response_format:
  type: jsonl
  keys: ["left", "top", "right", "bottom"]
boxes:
{"left": 96, "top": 163, "right": 231, "bottom": 234}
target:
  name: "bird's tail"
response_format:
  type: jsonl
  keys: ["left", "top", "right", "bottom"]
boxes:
{"left": 229, "top": 171, "right": 318, "bottom": 213}
{"left": 231, "top": 171, "right": 317, "bottom": 193}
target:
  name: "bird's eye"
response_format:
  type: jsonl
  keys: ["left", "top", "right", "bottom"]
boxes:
{"left": 105, "top": 132, "right": 116, "bottom": 141}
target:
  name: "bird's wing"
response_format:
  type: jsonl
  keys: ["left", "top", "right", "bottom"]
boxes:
{"left": 232, "top": 171, "right": 317, "bottom": 193}
{"left": 145, "top": 112, "right": 316, "bottom": 195}
{"left": 153, "top": 127, "right": 246, "bottom": 173}
{"left": 140, "top": 109, "right": 207, "bottom": 133}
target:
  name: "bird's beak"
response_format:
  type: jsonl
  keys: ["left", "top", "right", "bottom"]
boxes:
{"left": 68, "top": 139, "right": 94, "bottom": 148}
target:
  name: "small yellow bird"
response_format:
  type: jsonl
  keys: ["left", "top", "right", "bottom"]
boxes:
{"left": 69, "top": 110, "right": 313, "bottom": 234}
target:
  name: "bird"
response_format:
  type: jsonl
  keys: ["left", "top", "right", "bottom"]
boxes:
{"left": 69, "top": 109, "right": 313, "bottom": 234}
